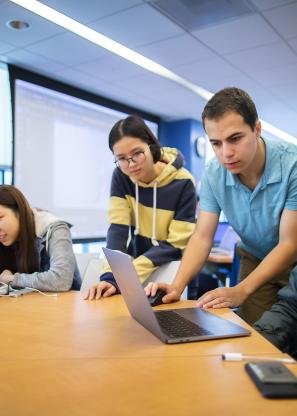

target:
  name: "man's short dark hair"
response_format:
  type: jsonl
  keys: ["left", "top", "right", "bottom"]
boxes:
{"left": 201, "top": 87, "right": 258, "bottom": 131}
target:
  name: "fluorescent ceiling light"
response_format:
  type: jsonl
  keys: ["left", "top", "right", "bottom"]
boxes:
{"left": 9, "top": 0, "right": 297, "bottom": 143}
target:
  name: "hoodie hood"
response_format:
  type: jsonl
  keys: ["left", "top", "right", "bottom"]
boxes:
{"left": 135, "top": 147, "right": 185, "bottom": 188}
{"left": 163, "top": 146, "right": 185, "bottom": 168}
{"left": 133, "top": 147, "right": 186, "bottom": 246}
{"left": 33, "top": 209, "right": 70, "bottom": 252}
{"left": 33, "top": 208, "right": 64, "bottom": 237}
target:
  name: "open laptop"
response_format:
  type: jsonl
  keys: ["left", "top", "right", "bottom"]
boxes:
{"left": 103, "top": 248, "right": 250, "bottom": 344}
{"left": 210, "top": 226, "right": 239, "bottom": 256}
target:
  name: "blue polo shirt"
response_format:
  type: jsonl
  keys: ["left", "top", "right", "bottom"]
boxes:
{"left": 200, "top": 138, "right": 297, "bottom": 259}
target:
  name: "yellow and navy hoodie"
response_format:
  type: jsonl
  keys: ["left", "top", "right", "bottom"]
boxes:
{"left": 100, "top": 147, "right": 197, "bottom": 290}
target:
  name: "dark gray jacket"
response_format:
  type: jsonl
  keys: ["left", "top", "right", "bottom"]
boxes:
{"left": 12, "top": 210, "right": 81, "bottom": 291}
{"left": 254, "top": 267, "right": 297, "bottom": 358}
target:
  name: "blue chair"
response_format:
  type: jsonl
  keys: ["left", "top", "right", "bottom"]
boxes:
{"left": 230, "top": 243, "right": 240, "bottom": 287}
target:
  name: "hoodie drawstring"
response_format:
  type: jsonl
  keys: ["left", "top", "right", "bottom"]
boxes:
{"left": 151, "top": 181, "right": 159, "bottom": 246}
{"left": 134, "top": 183, "right": 140, "bottom": 235}
{"left": 45, "top": 225, "right": 52, "bottom": 253}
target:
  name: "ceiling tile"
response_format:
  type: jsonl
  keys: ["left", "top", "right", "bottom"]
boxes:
{"left": 113, "top": 71, "right": 182, "bottom": 95}
{"left": 288, "top": 35, "right": 297, "bottom": 52}
{"left": 93, "top": 85, "right": 164, "bottom": 115}
{"left": 264, "top": 2, "right": 297, "bottom": 38}
{"left": 0, "top": 1, "right": 65, "bottom": 47}
{"left": 88, "top": 3, "right": 183, "bottom": 48}
{"left": 112, "top": 72, "right": 206, "bottom": 119}
{"left": 189, "top": 72, "right": 265, "bottom": 98}
{"left": 174, "top": 57, "right": 240, "bottom": 90}
{"left": 192, "top": 14, "right": 280, "bottom": 54}
{"left": 53, "top": 67, "right": 103, "bottom": 88}
{"left": 151, "top": 0, "right": 255, "bottom": 32}
{"left": 5, "top": 49, "right": 65, "bottom": 73}
{"left": 250, "top": 63, "right": 297, "bottom": 88}
{"left": 76, "top": 54, "right": 148, "bottom": 82}
{"left": 270, "top": 81, "right": 297, "bottom": 102}
{"left": 150, "top": 84, "right": 204, "bottom": 111}
{"left": 56, "top": 70, "right": 152, "bottom": 109}
{"left": 225, "top": 42, "right": 297, "bottom": 72}
{"left": 26, "top": 32, "right": 108, "bottom": 66}
{"left": 249, "top": 0, "right": 295, "bottom": 11}
{"left": 40, "top": 0, "right": 142, "bottom": 23}
{"left": 137, "top": 34, "right": 215, "bottom": 68}
{"left": 0, "top": 39, "right": 15, "bottom": 54}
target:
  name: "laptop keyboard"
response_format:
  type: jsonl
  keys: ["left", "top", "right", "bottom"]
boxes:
{"left": 155, "top": 310, "right": 213, "bottom": 339}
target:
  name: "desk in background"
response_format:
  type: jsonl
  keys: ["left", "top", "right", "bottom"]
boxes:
{"left": 0, "top": 292, "right": 296, "bottom": 415}
{"left": 208, "top": 252, "right": 233, "bottom": 264}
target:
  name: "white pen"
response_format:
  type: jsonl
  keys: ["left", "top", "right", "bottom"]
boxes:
{"left": 222, "top": 352, "right": 296, "bottom": 364}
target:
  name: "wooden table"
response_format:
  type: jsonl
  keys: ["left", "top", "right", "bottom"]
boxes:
{"left": 0, "top": 292, "right": 296, "bottom": 415}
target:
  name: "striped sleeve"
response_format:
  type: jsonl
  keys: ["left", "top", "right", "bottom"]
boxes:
{"left": 100, "top": 170, "right": 131, "bottom": 277}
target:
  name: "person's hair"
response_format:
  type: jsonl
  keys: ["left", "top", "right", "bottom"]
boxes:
{"left": 201, "top": 87, "right": 258, "bottom": 131}
{"left": 108, "top": 115, "right": 162, "bottom": 163}
{"left": 0, "top": 185, "right": 38, "bottom": 274}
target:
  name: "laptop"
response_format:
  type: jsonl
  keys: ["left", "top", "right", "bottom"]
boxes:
{"left": 210, "top": 226, "right": 239, "bottom": 256}
{"left": 103, "top": 248, "right": 250, "bottom": 344}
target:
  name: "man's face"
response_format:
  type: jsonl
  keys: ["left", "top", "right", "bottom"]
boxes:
{"left": 204, "top": 111, "right": 261, "bottom": 175}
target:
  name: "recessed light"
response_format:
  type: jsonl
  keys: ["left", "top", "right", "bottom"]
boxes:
{"left": 6, "top": 19, "right": 31, "bottom": 30}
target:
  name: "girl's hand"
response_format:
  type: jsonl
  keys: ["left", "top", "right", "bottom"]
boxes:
{"left": 0, "top": 269, "right": 14, "bottom": 284}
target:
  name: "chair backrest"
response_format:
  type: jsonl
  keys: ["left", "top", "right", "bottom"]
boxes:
{"left": 75, "top": 253, "right": 99, "bottom": 277}
{"left": 75, "top": 253, "right": 103, "bottom": 292}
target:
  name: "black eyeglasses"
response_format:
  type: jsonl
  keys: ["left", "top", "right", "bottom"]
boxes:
{"left": 114, "top": 147, "right": 150, "bottom": 169}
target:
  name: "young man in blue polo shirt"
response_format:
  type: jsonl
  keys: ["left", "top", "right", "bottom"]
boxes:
{"left": 146, "top": 87, "right": 297, "bottom": 326}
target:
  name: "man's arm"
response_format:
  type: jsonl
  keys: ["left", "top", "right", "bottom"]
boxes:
{"left": 197, "top": 208, "right": 297, "bottom": 309}
{"left": 145, "top": 210, "right": 219, "bottom": 302}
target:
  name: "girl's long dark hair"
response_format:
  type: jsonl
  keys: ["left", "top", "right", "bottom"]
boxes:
{"left": 0, "top": 185, "right": 38, "bottom": 274}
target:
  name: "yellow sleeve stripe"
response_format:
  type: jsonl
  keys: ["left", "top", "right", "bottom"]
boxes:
{"left": 108, "top": 196, "right": 131, "bottom": 226}
{"left": 111, "top": 195, "right": 195, "bottom": 247}
{"left": 167, "top": 219, "right": 195, "bottom": 250}
{"left": 126, "top": 196, "right": 174, "bottom": 238}
{"left": 132, "top": 255, "right": 158, "bottom": 283}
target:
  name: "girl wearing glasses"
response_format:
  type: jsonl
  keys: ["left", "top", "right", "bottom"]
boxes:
{"left": 84, "top": 115, "right": 196, "bottom": 300}
{"left": 0, "top": 185, "right": 81, "bottom": 291}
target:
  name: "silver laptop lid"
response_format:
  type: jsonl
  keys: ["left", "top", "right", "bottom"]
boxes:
{"left": 102, "top": 248, "right": 166, "bottom": 342}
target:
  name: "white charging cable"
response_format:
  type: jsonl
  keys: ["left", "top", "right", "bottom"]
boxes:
{"left": 0, "top": 282, "right": 58, "bottom": 297}
{"left": 24, "top": 287, "right": 58, "bottom": 297}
